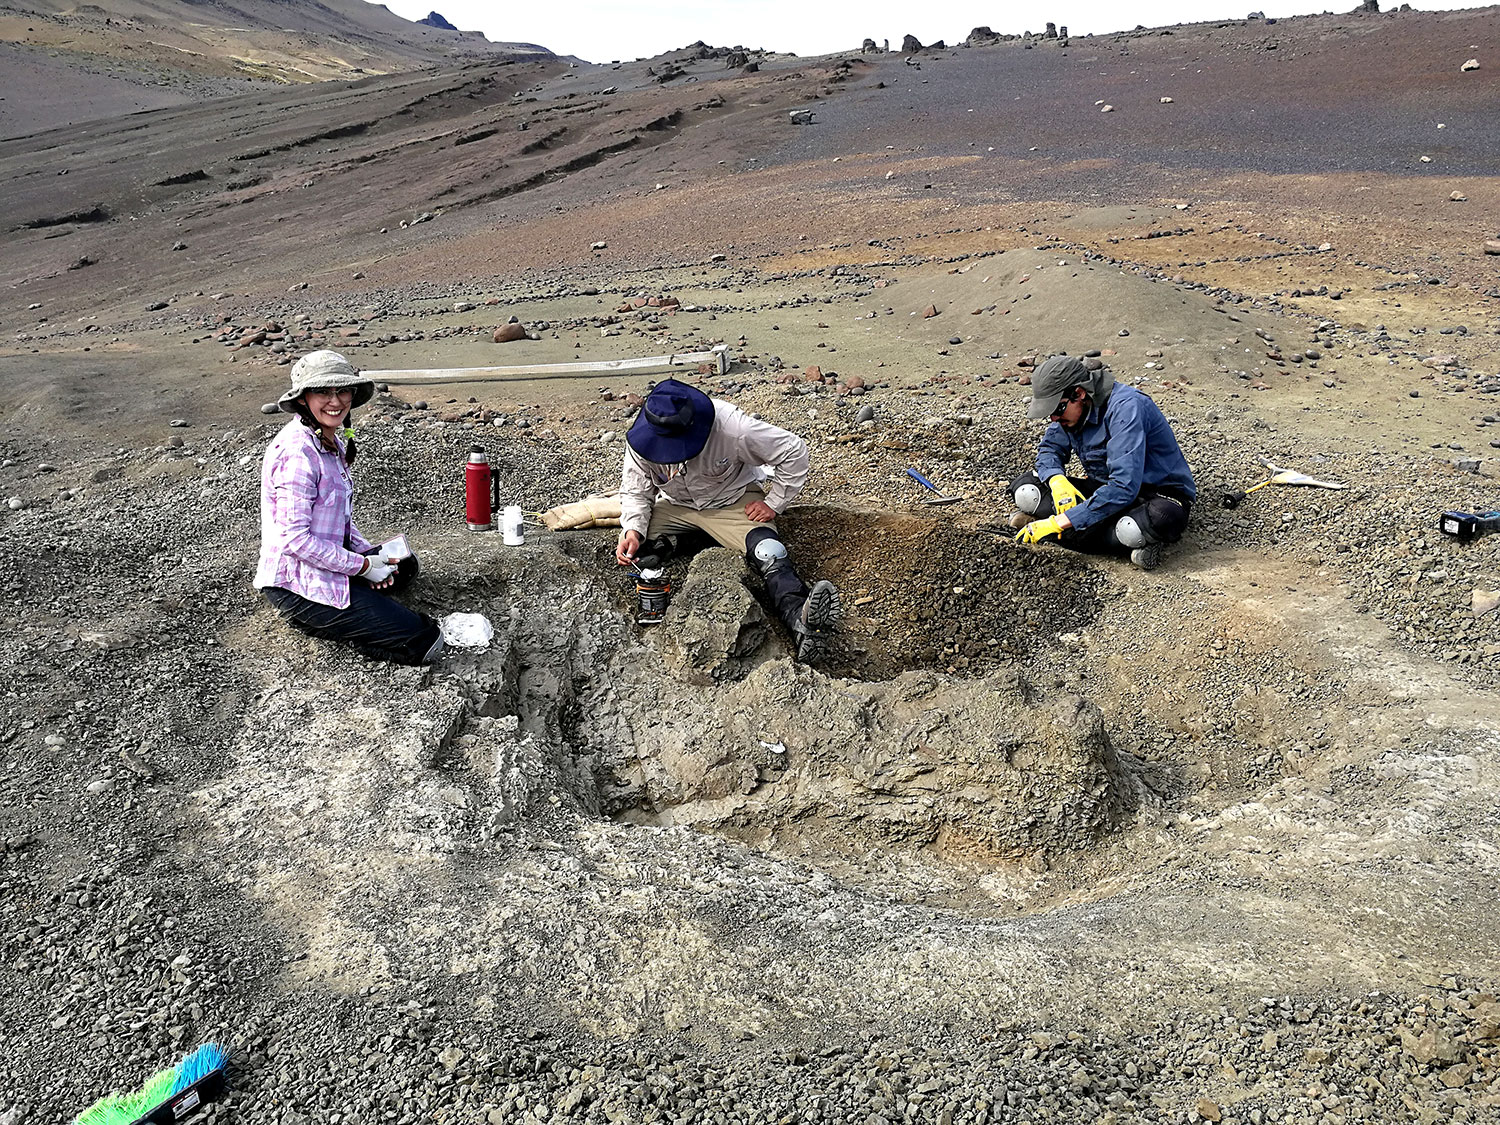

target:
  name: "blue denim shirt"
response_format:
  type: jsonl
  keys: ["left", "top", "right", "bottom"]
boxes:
{"left": 1034, "top": 385, "right": 1196, "bottom": 532}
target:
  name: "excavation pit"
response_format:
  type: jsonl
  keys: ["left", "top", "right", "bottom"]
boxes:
{"left": 395, "top": 504, "right": 1330, "bottom": 915}
{"left": 779, "top": 506, "right": 1109, "bottom": 681}
{"left": 419, "top": 513, "right": 1147, "bottom": 893}
{"left": 563, "top": 506, "right": 1111, "bottom": 684}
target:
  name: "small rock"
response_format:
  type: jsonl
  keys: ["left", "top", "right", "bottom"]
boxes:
{"left": 922, "top": 304, "right": 939, "bottom": 318}
{"left": 169, "top": 418, "right": 190, "bottom": 427}
{"left": 856, "top": 404, "right": 875, "bottom": 423}
{"left": 1195, "top": 1098, "right": 1222, "bottom": 1123}
{"left": 591, "top": 241, "right": 608, "bottom": 250}
{"left": 1473, "top": 588, "right": 1500, "bottom": 618}
{"left": 493, "top": 323, "right": 528, "bottom": 343}
{"left": 85, "top": 778, "right": 114, "bottom": 796}
{"left": 1451, "top": 191, "right": 1468, "bottom": 201}
{"left": 260, "top": 402, "right": 281, "bottom": 415}
{"left": 1461, "top": 58, "right": 1479, "bottom": 71}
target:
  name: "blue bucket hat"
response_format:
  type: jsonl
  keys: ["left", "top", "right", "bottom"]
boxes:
{"left": 626, "top": 379, "right": 714, "bottom": 463}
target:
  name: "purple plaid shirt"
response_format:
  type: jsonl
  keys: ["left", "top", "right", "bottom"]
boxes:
{"left": 254, "top": 420, "right": 373, "bottom": 608}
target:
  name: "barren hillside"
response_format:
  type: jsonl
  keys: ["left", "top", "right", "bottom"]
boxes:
{"left": 0, "top": 0, "right": 552, "bottom": 136}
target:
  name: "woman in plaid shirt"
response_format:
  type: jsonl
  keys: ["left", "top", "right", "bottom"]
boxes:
{"left": 254, "top": 351, "right": 444, "bottom": 664}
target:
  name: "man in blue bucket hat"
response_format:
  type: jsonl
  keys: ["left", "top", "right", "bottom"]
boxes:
{"left": 616, "top": 378, "right": 841, "bottom": 663}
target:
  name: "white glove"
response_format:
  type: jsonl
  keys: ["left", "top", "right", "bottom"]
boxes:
{"left": 362, "top": 556, "right": 398, "bottom": 583}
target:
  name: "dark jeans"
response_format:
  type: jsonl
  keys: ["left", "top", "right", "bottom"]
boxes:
{"left": 263, "top": 554, "right": 441, "bottom": 665}
{"left": 1008, "top": 471, "right": 1191, "bottom": 554}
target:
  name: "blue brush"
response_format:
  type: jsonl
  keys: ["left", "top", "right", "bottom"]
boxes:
{"left": 169, "top": 1043, "right": 227, "bottom": 1094}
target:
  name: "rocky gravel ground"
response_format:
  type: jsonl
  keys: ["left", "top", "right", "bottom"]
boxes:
{"left": 3, "top": 305, "right": 1498, "bottom": 1121}
{"left": 3, "top": 10, "right": 1500, "bottom": 1122}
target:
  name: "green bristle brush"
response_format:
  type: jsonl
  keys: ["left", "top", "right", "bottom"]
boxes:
{"left": 75, "top": 1042, "right": 229, "bottom": 1125}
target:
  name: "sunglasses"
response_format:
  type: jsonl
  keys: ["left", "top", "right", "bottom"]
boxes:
{"left": 1049, "top": 388, "right": 1081, "bottom": 418}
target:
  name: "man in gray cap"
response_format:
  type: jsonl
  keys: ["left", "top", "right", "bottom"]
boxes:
{"left": 1008, "top": 354, "right": 1196, "bottom": 569}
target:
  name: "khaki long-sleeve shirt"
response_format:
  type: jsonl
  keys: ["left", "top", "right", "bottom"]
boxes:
{"left": 619, "top": 399, "right": 810, "bottom": 536}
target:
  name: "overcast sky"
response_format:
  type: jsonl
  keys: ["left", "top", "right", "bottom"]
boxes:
{"left": 369, "top": 0, "right": 1490, "bottom": 64}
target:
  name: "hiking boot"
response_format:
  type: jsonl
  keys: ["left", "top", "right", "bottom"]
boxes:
{"left": 793, "top": 579, "right": 841, "bottom": 663}
{"left": 1129, "top": 544, "right": 1162, "bottom": 571}
{"left": 1007, "top": 511, "right": 1035, "bottom": 530}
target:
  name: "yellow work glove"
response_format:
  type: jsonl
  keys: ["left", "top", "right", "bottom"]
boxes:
{"left": 1016, "top": 515, "right": 1067, "bottom": 545}
{"left": 1047, "top": 474, "right": 1087, "bottom": 515}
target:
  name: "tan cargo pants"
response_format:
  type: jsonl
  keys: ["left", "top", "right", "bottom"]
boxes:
{"left": 643, "top": 486, "right": 773, "bottom": 555}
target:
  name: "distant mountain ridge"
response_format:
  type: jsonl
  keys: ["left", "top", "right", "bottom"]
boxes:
{"left": 3, "top": 0, "right": 555, "bottom": 79}
{"left": 0, "top": 0, "right": 558, "bottom": 135}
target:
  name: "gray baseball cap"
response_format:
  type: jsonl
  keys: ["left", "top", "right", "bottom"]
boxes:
{"left": 1026, "top": 355, "right": 1090, "bottom": 420}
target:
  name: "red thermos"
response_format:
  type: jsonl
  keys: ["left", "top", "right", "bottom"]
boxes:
{"left": 465, "top": 445, "right": 493, "bottom": 531}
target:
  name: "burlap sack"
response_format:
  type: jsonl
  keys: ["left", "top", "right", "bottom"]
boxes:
{"left": 540, "top": 494, "right": 622, "bottom": 530}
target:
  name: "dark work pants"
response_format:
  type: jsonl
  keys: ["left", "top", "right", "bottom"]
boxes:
{"left": 1008, "top": 471, "right": 1191, "bottom": 555}
{"left": 263, "top": 555, "right": 440, "bottom": 666}
{"left": 762, "top": 563, "right": 810, "bottom": 633}
{"left": 743, "top": 525, "right": 810, "bottom": 633}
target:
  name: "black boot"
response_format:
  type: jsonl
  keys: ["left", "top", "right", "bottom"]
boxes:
{"left": 746, "top": 527, "right": 841, "bottom": 663}
{"left": 634, "top": 534, "right": 679, "bottom": 570}
{"left": 763, "top": 564, "right": 840, "bottom": 663}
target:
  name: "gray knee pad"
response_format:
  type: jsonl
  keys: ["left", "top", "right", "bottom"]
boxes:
{"left": 1014, "top": 483, "right": 1044, "bottom": 515}
{"left": 746, "top": 527, "right": 789, "bottom": 575}
{"left": 1112, "top": 515, "right": 1148, "bottom": 549}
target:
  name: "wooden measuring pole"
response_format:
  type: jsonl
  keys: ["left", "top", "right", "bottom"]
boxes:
{"left": 363, "top": 346, "right": 730, "bottom": 385}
